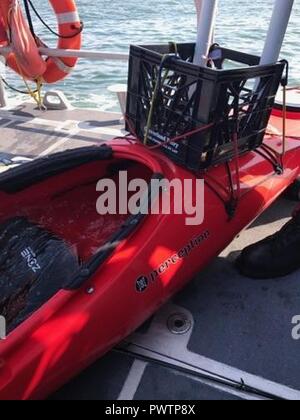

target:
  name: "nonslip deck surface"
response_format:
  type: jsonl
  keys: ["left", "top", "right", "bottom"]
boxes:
{"left": 0, "top": 102, "right": 125, "bottom": 158}
{"left": 1, "top": 102, "right": 300, "bottom": 401}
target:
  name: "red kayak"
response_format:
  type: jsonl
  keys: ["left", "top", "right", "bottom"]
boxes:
{"left": 0, "top": 99, "right": 299, "bottom": 399}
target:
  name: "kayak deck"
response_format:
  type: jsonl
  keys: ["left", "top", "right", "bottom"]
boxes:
{"left": 52, "top": 198, "right": 300, "bottom": 401}
{"left": 1, "top": 102, "right": 300, "bottom": 400}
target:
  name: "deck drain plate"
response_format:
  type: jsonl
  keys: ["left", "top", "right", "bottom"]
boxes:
{"left": 167, "top": 313, "right": 192, "bottom": 335}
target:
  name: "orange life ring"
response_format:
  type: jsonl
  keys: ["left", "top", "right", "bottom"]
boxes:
{"left": 0, "top": 0, "right": 82, "bottom": 84}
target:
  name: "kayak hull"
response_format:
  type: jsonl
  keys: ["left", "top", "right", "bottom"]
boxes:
{"left": 0, "top": 114, "right": 300, "bottom": 400}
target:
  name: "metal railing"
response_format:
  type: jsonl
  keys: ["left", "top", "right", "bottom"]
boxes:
{"left": 0, "top": 47, "right": 129, "bottom": 61}
{"left": 0, "top": 47, "right": 129, "bottom": 108}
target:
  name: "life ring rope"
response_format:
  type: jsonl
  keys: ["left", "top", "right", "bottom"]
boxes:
{"left": 25, "top": 0, "right": 83, "bottom": 40}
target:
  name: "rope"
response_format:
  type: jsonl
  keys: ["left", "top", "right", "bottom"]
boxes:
{"left": 26, "top": 0, "right": 83, "bottom": 39}
{"left": 124, "top": 114, "right": 141, "bottom": 141}
{"left": 148, "top": 122, "right": 215, "bottom": 149}
{"left": 124, "top": 113, "right": 215, "bottom": 151}
{"left": 23, "top": 0, "right": 35, "bottom": 39}
{"left": 282, "top": 84, "right": 287, "bottom": 158}
{"left": 232, "top": 131, "right": 241, "bottom": 200}
{"left": 280, "top": 60, "right": 289, "bottom": 166}
{"left": 143, "top": 45, "right": 182, "bottom": 146}
{"left": 144, "top": 53, "right": 178, "bottom": 145}
{"left": 15, "top": 62, "right": 45, "bottom": 109}
{"left": 1, "top": 76, "right": 38, "bottom": 95}
{"left": 223, "top": 101, "right": 242, "bottom": 218}
{"left": 264, "top": 62, "right": 292, "bottom": 169}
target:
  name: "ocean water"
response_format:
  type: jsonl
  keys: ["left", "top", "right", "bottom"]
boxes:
{"left": 1, "top": 0, "right": 300, "bottom": 111}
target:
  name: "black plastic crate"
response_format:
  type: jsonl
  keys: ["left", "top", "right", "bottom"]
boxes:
{"left": 126, "top": 43, "right": 286, "bottom": 171}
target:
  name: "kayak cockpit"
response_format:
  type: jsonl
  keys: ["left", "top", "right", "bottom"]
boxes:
{"left": 0, "top": 145, "right": 162, "bottom": 333}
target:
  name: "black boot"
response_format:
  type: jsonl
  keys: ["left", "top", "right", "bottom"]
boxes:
{"left": 284, "top": 178, "right": 300, "bottom": 201}
{"left": 236, "top": 212, "right": 300, "bottom": 279}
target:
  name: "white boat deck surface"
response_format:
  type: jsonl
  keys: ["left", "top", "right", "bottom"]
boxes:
{"left": 1, "top": 102, "right": 299, "bottom": 401}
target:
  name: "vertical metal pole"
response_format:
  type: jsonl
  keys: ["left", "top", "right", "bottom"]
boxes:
{"left": 260, "top": 0, "right": 294, "bottom": 65}
{"left": 194, "top": 0, "right": 218, "bottom": 66}
{"left": 0, "top": 55, "right": 7, "bottom": 107}
{"left": 194, "top": 0, "right": 203, "bottom": 25}
{"left": 0, "top": 75, "right": 7, "bottom": 108}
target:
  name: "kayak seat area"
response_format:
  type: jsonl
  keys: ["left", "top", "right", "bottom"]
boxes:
{"left": 0, "top": 146, "right": 154, "bottom": 331}
{"left": 0, "top": 146, "right": 153, "bottom": 261}
{"left": 0, "top": 217, "right": 79, "bottom": 332}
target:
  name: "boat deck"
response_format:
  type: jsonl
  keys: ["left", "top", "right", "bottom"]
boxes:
{"left": 0, "top": 102, "right": 124, "bottom": 156}
{"left": 1, "top": 102, "right": 300, "bottom": 401}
